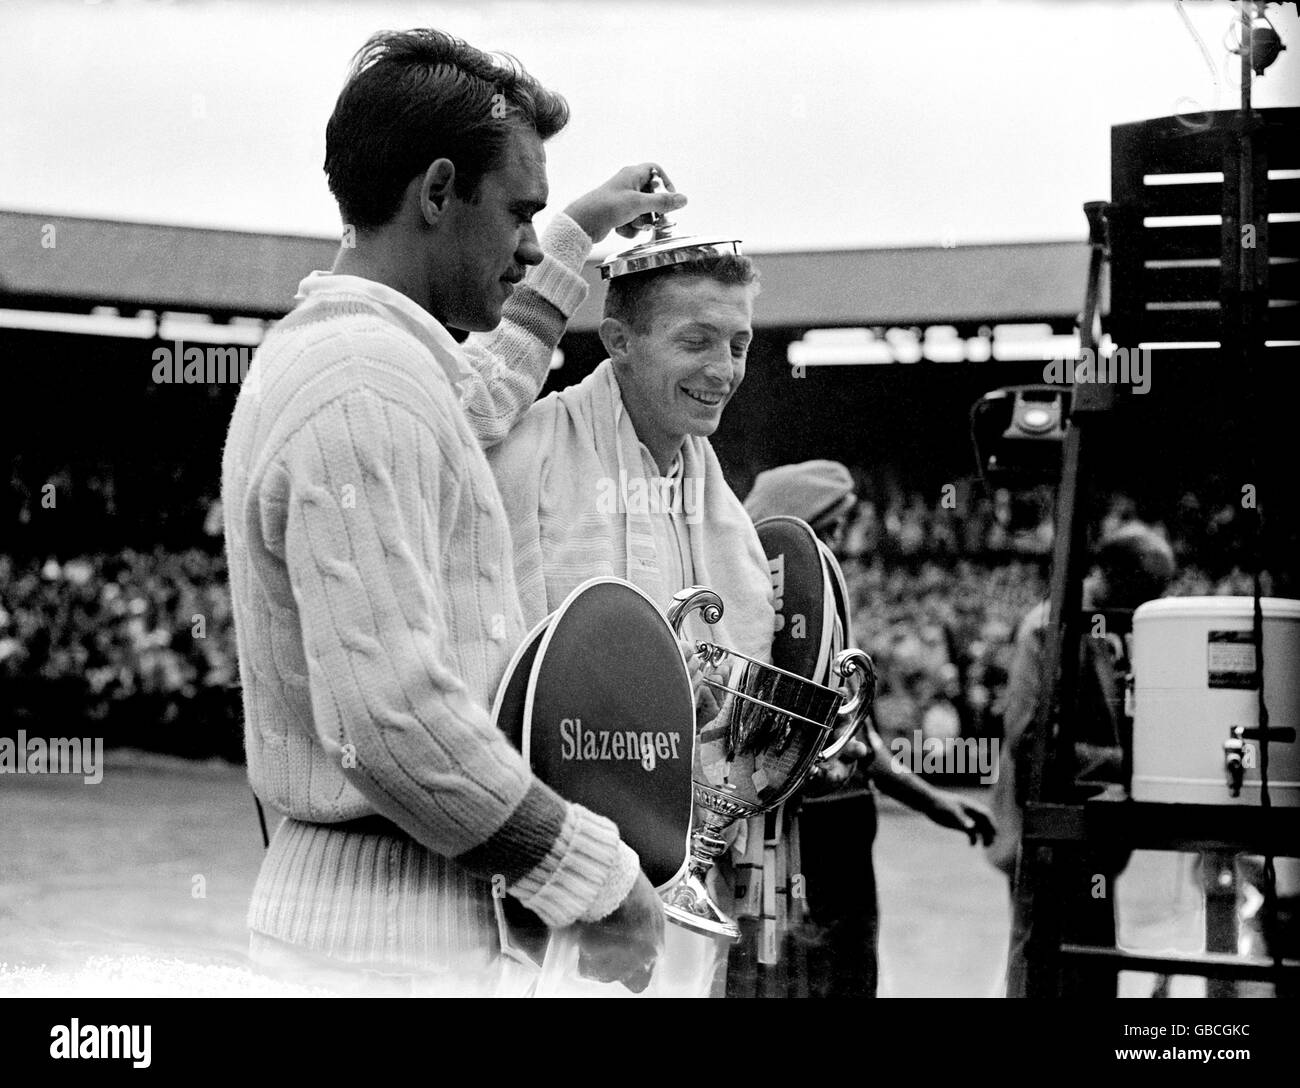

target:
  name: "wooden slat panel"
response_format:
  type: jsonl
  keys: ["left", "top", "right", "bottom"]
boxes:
{"left": 1140, "top": 264, "right": 1220, "bottom": 301}
{"left": 1116, "top": 125, "right": 1228, "bottom": 175}
{"left": 1133, "top": 305, "right": 1300, "bottom": 342}
{"left": 1264, "top": 303, "right": 1300, "bottom": 338}
{"left": 1135, "top": 224, "right": 1224, "bottom": 260}
{"left": 1266, "top": 221, "right": 1300, "bottom": 259}
{"left": 1266, "top": 177, "right": 1300, "bottom": 213}
{"left": 1139, "top": 181, "right": 1224, "bottom": 216}
{"left": 1135, "top": 307, "right": 1222, "bottom": 342}
{"left": 1263, "top": 121, "right": 1300, "bottom": 170}
{"left": 1268, "top": 260, "right": 1300, "bottom": 299}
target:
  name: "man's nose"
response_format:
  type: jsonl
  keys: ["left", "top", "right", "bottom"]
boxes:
{"left": 517, "top": 224, "right": 543, "bottom": 267}
{"left": 702, "top": 348, "right": 735, "bottom": 384}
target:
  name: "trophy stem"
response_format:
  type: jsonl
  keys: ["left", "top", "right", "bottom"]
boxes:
{"left": 660, "top": 809, "right": 742, "bottom": 940}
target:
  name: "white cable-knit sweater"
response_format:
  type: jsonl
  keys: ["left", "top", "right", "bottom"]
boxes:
{"left": 221, "top": 214, "right": 638, "bottom": 973}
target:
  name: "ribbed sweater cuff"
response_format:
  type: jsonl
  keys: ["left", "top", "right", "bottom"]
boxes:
{"left": 508, "top": 802, "right": 632, "bottom": 928}
{"left": 528, "top": 212, "right": 593, "bottom": 319}
{"left": 579, "top": 840, "right": 641, "bottom": 922}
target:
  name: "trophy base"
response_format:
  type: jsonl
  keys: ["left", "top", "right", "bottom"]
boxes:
{"left": 661, "top": 873, "right": 741, "bottom": 941}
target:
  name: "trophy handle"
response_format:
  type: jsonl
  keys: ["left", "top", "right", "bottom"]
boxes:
{"left": 820, "top": 648, "right": 877, "bottom": 761}
{"left": 645, "top": 167, "right": 677, "bottom": 237}
{"left": 668, "top": 586, "right": 724, "bottom": 637}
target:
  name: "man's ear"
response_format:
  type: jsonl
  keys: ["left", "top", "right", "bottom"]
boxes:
{"left": 418, "top": 158, "right": 457, "bottom": 227}
{"left": 599, "top": 316, "right": 633, "bottom": 362}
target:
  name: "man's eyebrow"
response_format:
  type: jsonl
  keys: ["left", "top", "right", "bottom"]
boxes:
{"left": 673, "top": 321, "right": 752, "bottom": 340}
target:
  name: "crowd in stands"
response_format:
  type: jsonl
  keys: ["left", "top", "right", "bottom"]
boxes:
{"left": 846, "top": 557, "right": 1045, "bottom": 753}
{"left": 832, "top": 479, "right": 1271, "bottom": 756}
{"left": 0, "top": 548, "right": 243, "bottom": 759}
{"left": 0, "top": 480, "right": 1277, "bottom": 762}
{"left": 839, "top": 481, "right": 1056, "bottom": 561}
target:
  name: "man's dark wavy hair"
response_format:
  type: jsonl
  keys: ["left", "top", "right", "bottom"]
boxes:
{"left": 603, "top": 254, "right": 760, "bottom": 333}
{"left": 324, "top": 28, "right": 569, "bottom": 229}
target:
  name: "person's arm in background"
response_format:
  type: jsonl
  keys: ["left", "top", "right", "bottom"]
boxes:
{"left": 458, "top": 165, "right": 687, "bottom": 448}
{"left": 804, "top": 726, "right": 871, "bottom": 795}
{"left": 862, "top": 722, "right": 996, "bottom": 846}
{"left": 272, "top": 382, "right": 661, "bottom": 985}
{"left": 807, "top": 718, "right": 996, "bottom": 845}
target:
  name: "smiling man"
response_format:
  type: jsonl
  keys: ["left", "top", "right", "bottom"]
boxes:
{"left": 488, "top": 256, "right": 775, "bottom": 662}
{"left": 486, "top": 256, "right": 777, "bottom": 994}
{"left": 604, "top": 269, "right": 752, "bottom": 473}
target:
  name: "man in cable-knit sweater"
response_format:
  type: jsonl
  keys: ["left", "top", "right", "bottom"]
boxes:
{"left": 221, "top": 28, "right": 686, "bottom": 994}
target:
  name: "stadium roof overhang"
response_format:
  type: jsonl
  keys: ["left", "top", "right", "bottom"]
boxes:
{"left": 0, "top": 209, "right": 1094, "bottom": 331}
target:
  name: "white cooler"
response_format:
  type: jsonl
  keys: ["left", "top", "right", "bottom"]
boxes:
{"left": 1131, "top": 596, "right": 1300, "bottom": 806}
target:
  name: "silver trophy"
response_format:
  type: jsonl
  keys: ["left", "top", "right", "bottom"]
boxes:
{"left": 660, "top": 586, "right": 876, "bottom": 938}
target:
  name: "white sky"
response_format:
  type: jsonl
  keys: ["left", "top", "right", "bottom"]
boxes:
{"left": 2, "top": 0, "right": 1298, "bottom": 252}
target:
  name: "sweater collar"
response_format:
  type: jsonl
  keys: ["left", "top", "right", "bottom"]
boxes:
{"left": 294, "top": 271, "right": 475, "bottom": 389}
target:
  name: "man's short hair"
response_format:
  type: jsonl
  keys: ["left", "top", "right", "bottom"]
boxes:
{"left": 603, "top": 255, "right": 760, "bottom": 333}
{"left": 324, "top": 28, "right": 569, "bottom": 229}
{"left": 1094, "top": 522, "right": 1177, "bottom": 606}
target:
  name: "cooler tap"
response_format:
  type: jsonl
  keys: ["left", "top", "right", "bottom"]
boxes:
{"left": 1223, "top": 725, "right": 1245, "bottom": 798}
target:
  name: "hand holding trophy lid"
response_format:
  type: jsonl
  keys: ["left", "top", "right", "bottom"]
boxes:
{"left": 599, "top": 168, "right": 744, "bottom": 280}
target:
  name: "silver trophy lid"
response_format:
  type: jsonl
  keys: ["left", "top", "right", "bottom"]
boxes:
{"left": 599, "top": 171, "right": 743, "bottom": 280}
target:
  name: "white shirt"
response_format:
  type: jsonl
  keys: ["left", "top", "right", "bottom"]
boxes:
{"left": 611, "top": 400, "right": 695, "bottom": 596}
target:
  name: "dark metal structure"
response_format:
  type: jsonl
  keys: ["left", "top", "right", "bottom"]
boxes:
{"left": 1020, "top": 101, "right": 1300, "bottom": 997}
